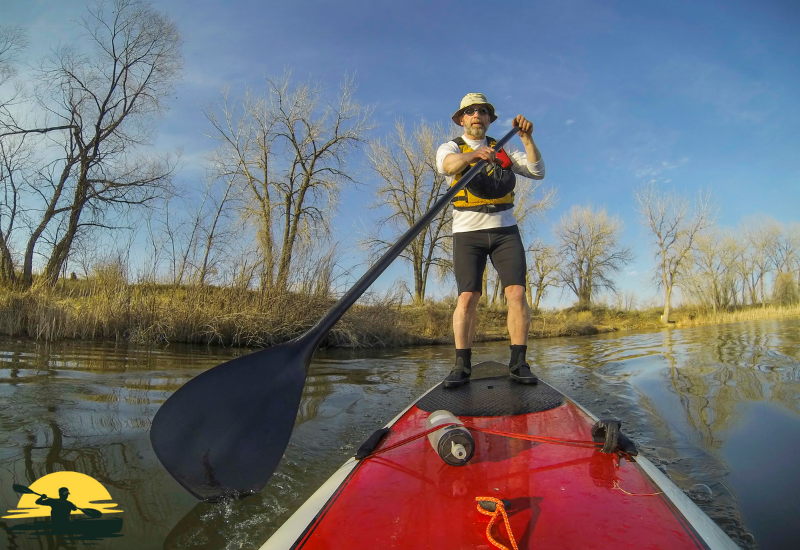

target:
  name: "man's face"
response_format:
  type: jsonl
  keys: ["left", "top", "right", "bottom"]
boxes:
{"left": 460, "top": 105, "right": 490, "bottom": 139}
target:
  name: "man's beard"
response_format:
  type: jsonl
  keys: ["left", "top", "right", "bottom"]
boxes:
{"left": 464, "top": 122, "right": 487, "bottom": 140}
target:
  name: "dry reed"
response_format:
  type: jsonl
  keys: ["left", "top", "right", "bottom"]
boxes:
{"left": 0, "top": 279, "right": 415, "bottom": 347}
{"left": 673, "top": 304, "right": 800, "bottom": 327}
{"left": 1, "top": 278, "right": 797, "bottom": 347}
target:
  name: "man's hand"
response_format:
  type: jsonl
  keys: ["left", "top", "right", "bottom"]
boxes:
{"left": 470, "top": 146, "right": 496, "bottom": 164}
{"left": 514, "top": 115, "right": 534, "bottom": 140}
{"left": 513, "top": 114, "right": 541, "bottom": 164}
{"left": 443, "top": 146, "right": 497, "bottom": 174}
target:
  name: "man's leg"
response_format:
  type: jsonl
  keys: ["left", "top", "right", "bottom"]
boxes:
{"left": 444, "top": 230, "right": 488, "bottom": 388}
{"left": 489, "top": 226, "right": 537, "bottom": 385}
{"left": 454, "top": 291, "right": 481, "bottom": 349}
{"left": 505, "top": 284, "right": 537, "bottom": 384}
{"left": 504, "top": 284, "right": 530, "bottom": 346}
{"left": 444, "top": 291, "right": 481, "bottom": 388}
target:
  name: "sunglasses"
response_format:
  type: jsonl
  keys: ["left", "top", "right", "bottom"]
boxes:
{"left": 463, "top": 107, "right": 489, "bottom": 116}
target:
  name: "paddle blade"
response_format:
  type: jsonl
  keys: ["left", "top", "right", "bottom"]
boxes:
{"left": 150, "top": 340, "right": 311, "bottom": 501}
{"left": 12, "top": 484, "right": 36, "bottom": 495}
{"left": 80, "top": 508, "right": 102, "bottom": 519}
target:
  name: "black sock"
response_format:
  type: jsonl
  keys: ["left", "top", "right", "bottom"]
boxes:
{"left": 509, "top": 345, "right": 527, "bottom": 368}
{"left": 455, "top": 348, "right": 472, "bottom": 372}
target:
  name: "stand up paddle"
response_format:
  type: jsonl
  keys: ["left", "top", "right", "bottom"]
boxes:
{"left": 150, "top": 125, "right": 522, "bottom": 501}
{"left": 12, "top": 484, "right": 102, "bottom": 519}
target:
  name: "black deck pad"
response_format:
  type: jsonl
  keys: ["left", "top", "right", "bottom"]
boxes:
{"left": 417, "top": 361, "right": 565, "bottom": 416}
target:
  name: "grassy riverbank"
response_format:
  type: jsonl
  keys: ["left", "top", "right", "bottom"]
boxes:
{"left": 0, "top": 280, "right": 797, "bottom": 347}
{"left": 0, "top": 281, "right": 404, "bottom": 347}
{"left": 672, "top": 304, "right": 800, "bottom": 327}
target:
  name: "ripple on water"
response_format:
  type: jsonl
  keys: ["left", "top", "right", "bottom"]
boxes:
{"left": 2, "top": 320, "right": 798, "bottom": 549}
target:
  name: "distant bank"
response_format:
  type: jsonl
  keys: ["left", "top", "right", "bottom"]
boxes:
{"left": 0, "top": 282, "right": 798, "bottom": 348}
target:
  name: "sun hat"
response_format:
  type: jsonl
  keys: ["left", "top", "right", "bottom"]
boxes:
{"left": 451, "top": 93, "right": 498, "bottom": 125}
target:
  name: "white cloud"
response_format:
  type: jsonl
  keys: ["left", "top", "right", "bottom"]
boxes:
{"left": 633, "top": 158, "right": 689, "bottom": 181}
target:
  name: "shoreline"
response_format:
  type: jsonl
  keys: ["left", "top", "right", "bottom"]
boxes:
{"left": 1, "top": 283, "right": 798, "bottom": 348}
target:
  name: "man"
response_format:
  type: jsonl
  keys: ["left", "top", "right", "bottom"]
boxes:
{"left": 436, "top": 93, "right": 545, "bottom": 388}
{"left": 35, "top": 487, "right": 78, "bottom": 527}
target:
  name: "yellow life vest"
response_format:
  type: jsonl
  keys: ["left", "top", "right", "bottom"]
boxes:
{"left": 450, "top": 136, "right": 516, "bottom": 212}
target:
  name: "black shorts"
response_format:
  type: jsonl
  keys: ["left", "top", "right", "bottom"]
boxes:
{"left": 453, "top": 225, "right": 527, "bottom": 294}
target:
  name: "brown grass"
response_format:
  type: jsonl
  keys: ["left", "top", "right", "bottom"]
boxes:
{"left": 1, "top": 277, "right": 797, "bottom": 347}
{"left": 0, "top": 279, "right": 412, "bottom": 347}
{"left": 672, "top": 304, "right": 800, "bottom": 327}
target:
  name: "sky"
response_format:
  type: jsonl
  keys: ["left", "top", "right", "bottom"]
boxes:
{"left": 3, "top": 0, "right": 799, "bottom": 307}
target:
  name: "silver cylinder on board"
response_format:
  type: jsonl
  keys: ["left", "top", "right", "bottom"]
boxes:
{"left": 425, "top": 409, "right": 475, "bottom": 466}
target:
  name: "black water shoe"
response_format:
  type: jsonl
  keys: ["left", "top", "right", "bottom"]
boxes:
{"left": 443, "top": 359, "right": 471, "bottom": 388}
{"left": 509, "top": 363, "right": 538, "bottom": 384}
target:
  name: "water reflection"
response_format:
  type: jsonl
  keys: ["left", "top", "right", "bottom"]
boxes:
{"left": 0, "top": 341, "right": 237, "bottom": 549}
{"left": 515, "top": 319, "right": 800, "bottom": 549}
{"left": 0, "top": 319, "right": 798, "bottom": 549}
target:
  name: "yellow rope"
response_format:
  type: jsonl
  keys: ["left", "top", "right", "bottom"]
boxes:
{"left": 613, "top": 479, "right": 663, "bottom": 496}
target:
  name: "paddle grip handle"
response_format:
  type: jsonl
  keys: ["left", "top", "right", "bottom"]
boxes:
{"left": 304, "top": 125, "right": 521, "bottom": 348}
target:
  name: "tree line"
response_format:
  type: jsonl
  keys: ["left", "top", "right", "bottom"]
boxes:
{"left": 0, "top": 0, "right": 180, "bottom": 288}
{"left": 1, "top": 1, "right": 797, "bottom": 326}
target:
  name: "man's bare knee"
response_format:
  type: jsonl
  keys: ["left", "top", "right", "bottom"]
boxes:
{"left": 457, "top": 291, "right": 481, "bottom": 312}
{"left": 504, "top": 285, "right": 527, "bottom": 307}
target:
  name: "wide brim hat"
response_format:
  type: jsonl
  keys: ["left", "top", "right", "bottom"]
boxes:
{"left": 451, "top": 93, "right": 498, "bottom": 125}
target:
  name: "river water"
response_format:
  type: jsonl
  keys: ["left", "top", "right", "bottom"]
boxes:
{"left": 1, "top": 317, "right": 798, "bottom": 549}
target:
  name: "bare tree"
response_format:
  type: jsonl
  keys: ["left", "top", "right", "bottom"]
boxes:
{"left": 140, "top": 169, "right": 239, "bottom": 287}
{"left": 205, "top": 72, "right": 372, "bottom": 293}
{"left": 773, "top": 272, "right": 799, "bottom": 306}
{"left": 791, "top": 224, "right": 800, "bottom": 285}
{"left": 0, "top": 25, "right": 28, "bottom": 134}
{"left": 363, "top": 120, "right": 450, "bottom": 304}
{"left": 0, "top": 27, "right": 30, "bottom": 283}
{"left": 526, "top": 238, "right": 561, "bottom": 311}
{"left": 0, "top": 25, "right": 27, "bottom": 126}
{"left": 740, "top": 216, "right": 781, "bottom": 307}
{"left": 193, "top": 172, "right": 239, "bottom": 286}
{"left": 0, "top": 136, "right": 31, "bottom": 282}
{"left": 766, "top": 221, "right": 800, "bottom": 279}
{"left": 634, "top": 184, "right": 714, "bottom": 323}
{"left": 0, "top": 26, "right": 24, "bottom": 77}
{"left": 680, "top": 230, "right": 744, "bottom": 312}
{"left": 554, "top": 203, "right": 633, "bottom": 309}
{"left": 0, "top": 0, "right": 182, "bottom": 287}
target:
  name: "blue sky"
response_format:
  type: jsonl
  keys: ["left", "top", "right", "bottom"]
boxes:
{"left": 4, "top": 0, "right": 799, "bottom": 307}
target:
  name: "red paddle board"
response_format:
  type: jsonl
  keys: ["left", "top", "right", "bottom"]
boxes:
{"left": 261, "top": 362, "right": 739, "bottom": 549}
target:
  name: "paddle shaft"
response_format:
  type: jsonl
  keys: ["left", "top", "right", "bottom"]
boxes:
{"left": 302, "top": 126, "right": 520, "bottom": 350}
{"left": 149, "top": 125, "right": 523, "bottom": 501}
{"left": 12, "top": 484, "right": 102, "bottom": 518}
